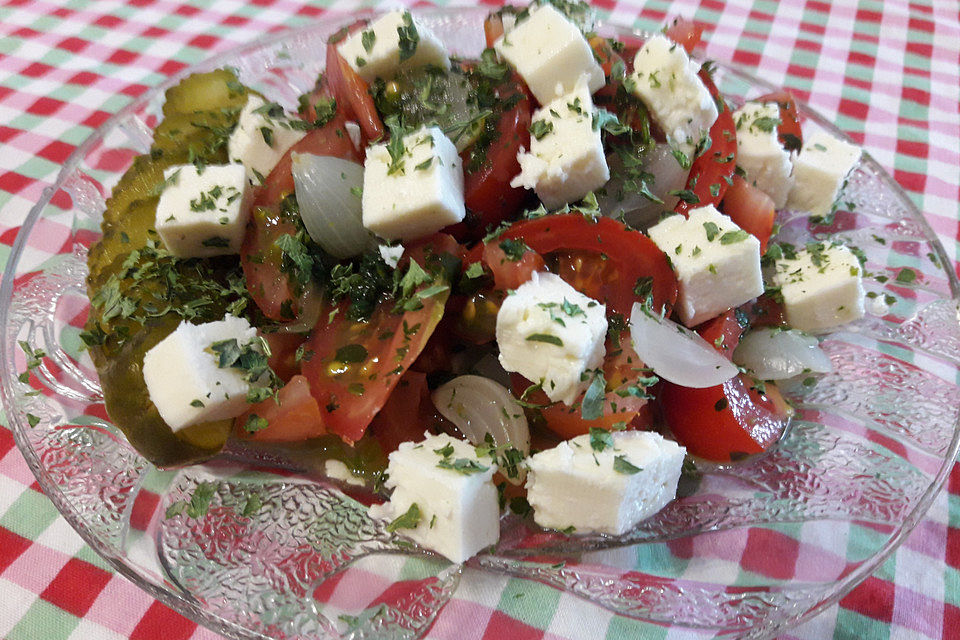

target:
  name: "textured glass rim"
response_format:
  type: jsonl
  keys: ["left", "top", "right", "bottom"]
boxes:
{"left": 0, "top": 7, "right": 958, "bottom": 639}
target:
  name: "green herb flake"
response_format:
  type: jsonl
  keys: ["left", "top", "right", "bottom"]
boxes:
{"left": 385, "top": 502, "right": 422, "bottom": 532}
{"left": 720, "top": 230, "right": 750, "bottom": 244}
{"left": 588, "top": 425, "right": 614, "bottom": 452}
{"left": 526, "top": 333, "right": 563, "bottom": 346}
{"left": 613, "top": 454, "right": 642, "bottom": 475}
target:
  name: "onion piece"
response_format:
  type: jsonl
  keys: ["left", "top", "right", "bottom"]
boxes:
{"left": 599, "top": 142, "right": 689, "bottom": 230}
{"left": 291, "top": 152, "right": 376, "bottom": 259}
{"left": 431, "top": 375, "right": 530, "bottom": 456}
{"left": 733, "top": 328, "right": 832, "bottom": 380}
{"left": 629, "top": 302, "right": 739, "bottom": 388}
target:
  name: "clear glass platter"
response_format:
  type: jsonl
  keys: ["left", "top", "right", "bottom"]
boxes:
{"left": 2, "top": 7, "right": 959, "bottom": 640}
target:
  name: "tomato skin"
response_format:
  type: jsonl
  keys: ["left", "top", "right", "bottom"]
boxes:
{"left": 482, "top": 241, "right": 545, "bottom": 291}
{"left": 664, "top": 17, "right": 705, "bottom": 54}
{"left": 484, "top": 14, "right": 504, "bottom": 48}
{"left": 675, "top": 70, "right": 738, "bottom": 215}
{"left": 720, "top": 174, "right": 776, "bottom": 252}
{"left": 240, "top": 115, "right": 361, "bottom": 321}
{"left": 695, "top": 309, "right": 747, "bottom": 359}
{"left": 757, "top": 89, "right": 803, "bottom": 151}
{"left": 324, "top": 41, "right": 384, "bottom": 142}
{"left": 447, "top": 76, "right": 532, "bottom": 241}
{"left": 659, "top": 374, "right": 790, "bottom": 462}
{"left": 236, "top": 375, "right": 325, "bottom": 443}
{"left": 300, "top": 241, "right": 454, "bottom": 444}
{"left": 500, "top": 215, "right": 678, "bottom": 317}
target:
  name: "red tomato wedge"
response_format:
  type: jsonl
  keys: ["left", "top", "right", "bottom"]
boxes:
{"left": 366, "top": 370, "right": 436, "bottom": 453}
{"left": 756, "top": 89, "right": 803, "bottom": 151}
{"left": 481, "top": 240, "right": 545, "bottom": 291}
{"left": 499, "top": 215, "right": 678, "bottom": 317}
{"left": 240, "top": 113, "right": 361, "bottom": 321}
{"left": 484, "top": 13, "right": 504, "bottom": 48}
{"left": 664, "top": 17, "right": 705, "bottom": 54}
{"left": 721, "top": 174, "right": 776, "bottom": 252}
{"left": 675, "top": 70, "right": 738, "bottom": 215}
{"left": 695, "top": 309, "right": 747, "bottom": 358}
{"left": 236, "top": 375, "right": 325, "bottom": 443}
{"left": 324, "top": 41, "right": 384, "bottom": 142}
{"left": 659, "top": 374, "right": 790, "bottom": 462}
{"left": 300, "top": 241, "right": 455, "bottom": 443}
{"left": 447, "top": 75, "right": 532, "bottom": 241}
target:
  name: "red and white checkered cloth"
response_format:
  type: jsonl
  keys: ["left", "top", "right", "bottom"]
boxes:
{"left": 0, "top": 0, "right": 958, "bottom": 638}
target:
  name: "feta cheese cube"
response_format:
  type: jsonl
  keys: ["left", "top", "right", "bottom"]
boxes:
{"left": 770, "top": 242, "right": 865, "bottom": 331}
{"left": 362, "top": 126, "right": 465, "bottom": 241}
{"left": 648, "top": 205, "right": 764, "bottom": 326}
{"left": 142, "top": 315, "right": 265, "bottom": 432}
{"left": 526, "top": 430, "right": 685, "bottom": 535}
{"left": 511, "top": 82, "right": 609, "bottom": 209}
{"left": 786, "top": 132, "right": 862, "bottom": 217}
{"left": 155, "top": 163, "right": 251, "bottom": 258}
{"left": 228, "top": 95, "right": 307, "bottom": 186}
{"left": 496, "top": 271, "right": 607, "bottom": 405}
{"left": 733, "top": 101, "right": 793, "bottom": 208}
{"left": 338, "top": 10, "right": 450, "bottom": 84}
{"left": 628, "top": 35, "right": 718, "bottom": 147}
{"left": 368, "top": 433, "right": 499, "bottom": 563}
{"left": 494, "top": 4, "right": 604, "bottom": 104}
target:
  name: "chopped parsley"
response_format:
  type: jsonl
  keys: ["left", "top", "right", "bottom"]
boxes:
{"left": 613, "top": 455, "right": 642, "bottom": 475}
{"left": 385, "top": 502, "right": 422, "bottom": 532}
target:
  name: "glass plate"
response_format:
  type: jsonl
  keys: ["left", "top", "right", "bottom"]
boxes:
{"left": 2, "top": 7, "right": 959, "bottom": 640}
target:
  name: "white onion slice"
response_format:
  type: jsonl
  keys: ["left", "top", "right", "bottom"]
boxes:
{"left": 431, "top": 375, "right": 530, "bottom": 456}
{"left": 599, "top": 142, "right": 688, "bottom": 230}
{"left": 733, "top": 328, "right": 833, "bottom": 380}
{"left": 629, "top": 302, "right": 739, "bottom": 388}
{"left": 291, "top": 152, "right": 375, "bottom": 259}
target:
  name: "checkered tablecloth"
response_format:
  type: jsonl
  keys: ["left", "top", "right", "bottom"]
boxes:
{"left": 0, "top": 0, "right": 958, "bottom": 638}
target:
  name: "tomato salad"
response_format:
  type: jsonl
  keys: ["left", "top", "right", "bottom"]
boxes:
{"left": 84, "top": 1, "right": 866, "bottom": 545}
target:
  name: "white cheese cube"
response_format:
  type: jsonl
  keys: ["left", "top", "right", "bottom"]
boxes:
{"left": 733, "top": 101, "right": 793, "bottom": 208}
{"left": 338, "top": 10, "right": 450, "bottom": 83}
{"left": 494, "top": 4, "right": 604, "bottom": 105}
{"left": 368, "top": 433, "right": 499, "bottom": 563}
{"left": 155, "top": 163, "right": 251, "bottom": 258}
{"left": 228, "top": 95, "right": 307, "bottom": 186}
{"left": 770, "top": 242, "right": 865, "bottom": 331}
{"left": 142, "top": 315, "right": 264, "bottom": 432}
{"left": 511, "top": 82, "right": 609, "bottom": 209}
{"left": 786, "top": 132, "right": 862, "bottom": 217}
{"left": 526, "top": 430, "right": 685, "bottom": 535}
{"left": 362, "top": 126, "right": 465, "bottom": 241}
{"left": 628, "top": 35, "right": 718, "bottom": 147}
{"left": 648, "top": 205, "right": 764, "bottom": 327}
{"left": 496, "top": 271, "right": 607, "bottom": 405}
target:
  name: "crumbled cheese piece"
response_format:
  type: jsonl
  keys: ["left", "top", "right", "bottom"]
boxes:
{"left": 338, "top": 9, "right": 450, "bottom": 83}
{"left": 526, "top": 430, "right": 686, "bottom": 535}
{"left": 228, "top": 95, "right": 306, "bottom": 186}
{"left": 142, "top": 315, "right": 265, "bottom": 432}
{"left": 496, "top": 271, "right": 607, "bottom": 405}
{"left": 368, "top": 433, "right": 499, "bottom": 563}
{"left": 362, "top": 125, "right": 465, "bottom": 241}
{"left": 155, "top": 163, "right": 251, "bottom": 258}
{"left": 770, "top": 242, "right": 865, "bottom": 331}
{"left": 494, "top": 3, "right": 604, "bottom": 104}
{"left": 733, "top": 101, "right": 793, "bottom": 208}
{"left": 786, "top": 131, "right": 862, "bottom": 217}
{"left": 647, "top": 205, "right": 764, "bottom": 326}
{"left": 628, "top": 34, "right": 718, "bottom": 148}
{"left": 511, "top": 81, "right": 609, "bottom": 209}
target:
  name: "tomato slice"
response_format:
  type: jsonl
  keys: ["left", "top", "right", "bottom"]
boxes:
{"left": 756, "top": 89, "right": 803, "bottom": 152}
{"left": 721, "top": 174, "right": 776, "bottom": 252}
{"left": 481, "top": 240, "right": 545, "bottom": 291}
{"left": 447, "top": 75, "right": 532, "bottom": 241}
{"left": 262, "top": 330, "right": 308, "bottom": 382}
{"left": 240, "top": 113, "right": 361, "bottom": 321}
{"left": 484, "top": 14, "right": 504, "bottom": 48}
{"left": 588, "top": 35, "right": 624, "bottom": 77}
{"left": 695, "top": 309, "right": 747, "bottom": 359}
{"left": 300, "top": 240, "right": 455, "bottom": 443}
{"left": 236, "top": 375, "right": 325, "bottom": 443}
{"left": 499, "top": 214, "right": 678, "bottom": 317}
{"left": 664, "top": 17, "right": 705, "bottom": 54}
{"left": 675, "top": 70, "right": 737, "bottom": 215}
{"left": 324, "top": 41, "right": 384, "bottom": 142}
{"left": 659, "top": 374, "right": 790, "bottom": 462}
{"left": 366, "top": 370, "right": 436, "bottom": 453}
